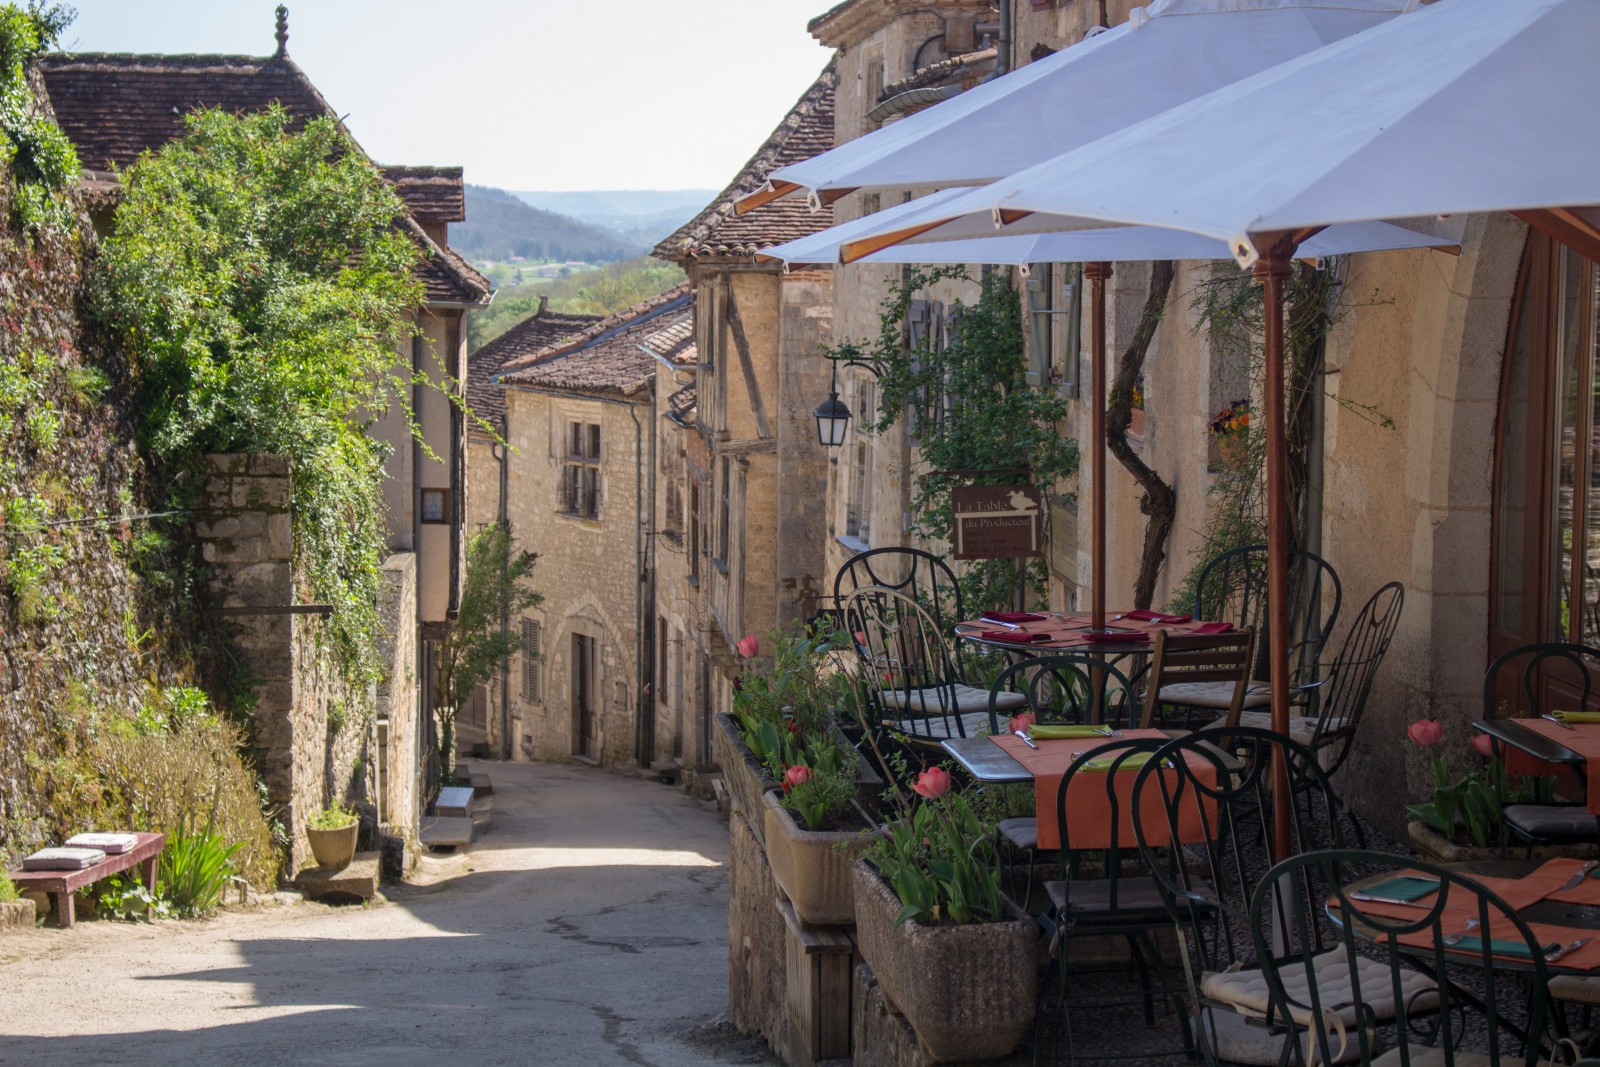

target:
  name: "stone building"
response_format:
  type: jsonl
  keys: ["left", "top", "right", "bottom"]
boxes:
{"left": 463, "top": 298, "right": 602, "bottom": 757}
{"left": 652, "top": 64, "right": 839, "bottom": 760}
{"left": 493, "top": 286, "right": 692, "bottom": 765}
{"left": 36, "top": 13, "right": 490, "bottom": 849}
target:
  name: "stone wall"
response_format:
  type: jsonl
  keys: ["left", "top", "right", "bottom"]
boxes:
{"left": 375, "top": 551, "right": 420, "bottom": 862}
{"left": 197, "top": 453, "right": 379, "bottom": 871}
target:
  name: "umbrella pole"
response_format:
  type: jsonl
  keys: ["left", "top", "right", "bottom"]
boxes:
{"left": 1087, "top": 262, "right": 1111, "bottom": 633}
{"left": 1255, "top": 246, "right": 1296, "bottom": 863}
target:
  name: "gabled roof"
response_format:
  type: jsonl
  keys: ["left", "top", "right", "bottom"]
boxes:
{"left": 467, "top": 299, "right": 602, "bottom": 435}
{"left": 639, "top": 315, "right": 696, "bottom": 366}
{"left": 497, "top": 284, "right": 692, "bottom": 399}
{"left": 654, "top": 61, "right": 836, "bottom": 262}
{"left": 37, "top": 46, "right": 489, "bottom": 305}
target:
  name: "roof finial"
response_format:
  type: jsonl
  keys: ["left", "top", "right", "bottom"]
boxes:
{"left": 274, "top": 5, "right": 289, "bottom": 58}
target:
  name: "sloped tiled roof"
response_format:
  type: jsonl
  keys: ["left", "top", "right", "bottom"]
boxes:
{"left": 498, "top": 285, "right": 692, "bottom": 399}
{"left": 381, "top": 165, "right": 466, "bottom": 224}
{"left": 38, "top": 49, "right": 488, "bottom": 306}
{"left": 654, "top": 61, "right": 836, "bottom": 262}
{"left": 639, "top": 315, "right": 696, "bottom": 366}
{"left": 467, "top": 300, "right": 602, "bottom": 435}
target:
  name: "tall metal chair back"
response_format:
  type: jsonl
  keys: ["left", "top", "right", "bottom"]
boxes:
{"left": 1194, "top": 543, "right": 1341, "bottom": 682}
{"left": 1296, "top": 581, "right": 1404, "bottom": 776}
{"left": 834, "top": 547, "right": 968, "bottom": 669}
{"left": 1138, "top": 628, "right": 1256, "bottom": 730}
{"left": 1258, "top": 849, "right": 1548, "bottom": 1067}
{"left": 985, "top": 653, "right": 1140, "bottom": 735}
{"left": 1483, "top": 641, "right": 1600, "bottom": 719}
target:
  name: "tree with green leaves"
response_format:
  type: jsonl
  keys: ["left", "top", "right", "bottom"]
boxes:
{"left": 433, "top": 524, "right": 541, "bottom": 782}
{"left": 92, "top": 105, "right": 429, "bottom": 693}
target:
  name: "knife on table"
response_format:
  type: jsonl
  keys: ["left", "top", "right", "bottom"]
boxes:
{"left": 1014, "top": 730, "right": 1038, "bottom": 750}
{"left": 1560, "top": 860, "right": 1600, "bottom": 891}
{"left": 1543, "top": 713, "right": 1577, "bottom": 731}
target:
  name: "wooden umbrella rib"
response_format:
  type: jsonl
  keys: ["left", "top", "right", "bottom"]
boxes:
{"left": 733, "top": 180, "right": 802, "bottom": 216}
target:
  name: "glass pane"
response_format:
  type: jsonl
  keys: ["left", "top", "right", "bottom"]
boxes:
{"left": 1553, "top": 252, "right": 1583, "bottom": 640}
{"left": 1496, "top": 261, "right": 1534, "bottom": 631}
{"left": 1585, "top": 259, "right": 1600, "bottom": 646}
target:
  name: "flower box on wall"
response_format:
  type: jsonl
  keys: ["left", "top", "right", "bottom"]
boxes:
{"left": 713, "top": 712, "right": 779, "bottom": 847}
{"left": 763, "top": 791, "right": 870, "bottom": 926}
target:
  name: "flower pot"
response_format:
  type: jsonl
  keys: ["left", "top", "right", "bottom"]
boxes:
{"left": 852, "top": 860, "right": 1040, "bottom": 1062}
{"left": 714, "top": 713, "right": 779, "bottom": 847}
{"left": 762, "top": 790, "right": 869, "bottom": 926}
{"left": 1128, "top": 406, "right": 1146, "bottom": 439}
{"left": 1407, "top": 819, "right": 1598, "bottom": 865}
{"left": 307, "top": 822, "right": 359, "bottom": 870}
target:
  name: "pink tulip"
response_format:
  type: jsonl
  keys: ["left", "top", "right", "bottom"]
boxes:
{"left": 736, "top": 634, "right": 760, "bottom": 659}
{"left": 913, "top": 766, "right": 952, "bottom": 800}
{"left": 1406, "top": 719, "right": 1444, "bottom": 748}
{"left": 1472, "top": 733, "right": 1497, "bottom": 759}
{"left": 1009, "top": 711, "right": 1036, "bottom": 735}
{"left": 784, "top": 765, "right": 812, "bottom": 791}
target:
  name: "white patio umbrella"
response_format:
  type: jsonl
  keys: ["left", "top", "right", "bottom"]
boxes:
{"left": 836, "top": 0, "right": 1600, "bottom": 858}
{"left": 735, "top": 0, "right": 1410, "bottom": 215}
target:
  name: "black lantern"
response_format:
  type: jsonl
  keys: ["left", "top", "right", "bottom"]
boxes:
{"left": 814, "top": 360, "right": 852, "bottom": 447}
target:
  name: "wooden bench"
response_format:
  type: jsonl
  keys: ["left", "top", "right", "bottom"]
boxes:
{"left": 434, "top": 786, "right": 475, "bottom": 818}
{"left": 10, "top": 831, "right": 165, "bottom": 929}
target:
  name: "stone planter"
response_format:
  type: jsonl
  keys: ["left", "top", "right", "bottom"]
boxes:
{"left": 762, "top": 790, "right": 870, "bottom": 926}
{"left": 1407, "top": 819, "right": 1598, "bottom": 865}
{"left": 852, "top": 860, "right": 1041, "bottom": 1063}
{"left": 714, "top": 713, "right": 779, "bottom": 847}
{"left": 0, "top": 897, "right": 35, "bottom": 932}
{"left": 307, "top": 822, "right": 359, "bottom": 870}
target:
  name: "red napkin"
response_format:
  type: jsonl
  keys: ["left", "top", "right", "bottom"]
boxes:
{"left": 982, "top": 611, "right": 1048, "bottom": 624}
{"left": 980, "top": 630, "right": 1051, "bottom": 644}
{"left": 1083, "top": 631, "right": 1150, "bottom": 644}
{"left": 1190, "top": 621, "right": 1236, "bottom": 634}
{"left": 1124, "top": 609, "right": 1193, "bottom": 624}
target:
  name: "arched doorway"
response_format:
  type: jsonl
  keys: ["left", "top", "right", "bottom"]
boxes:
{"left": 1489, "top": 230, "right": 1600, "bottom": 711}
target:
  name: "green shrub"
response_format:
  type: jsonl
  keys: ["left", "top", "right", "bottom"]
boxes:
{"left": 0, "top": 868, "right": 17, "bottom": 902}
{"left": 161, "top": 827, "right": 241, "bottom": 918}
{"left": 306, "top": 802, "right": 357, "bottom": 831}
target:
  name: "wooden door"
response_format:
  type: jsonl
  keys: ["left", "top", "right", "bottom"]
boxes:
{"left": 573, "top": 634, "right": 598, "bottom": 761}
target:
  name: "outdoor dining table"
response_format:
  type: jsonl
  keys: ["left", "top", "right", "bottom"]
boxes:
{"left": 942, "top": 729, "right": 1219, "bottom": 851}
{"left": 953, "top": 609, "right": 1232, "bottom": 656}
{"left": 1473, "top": 717, "right": 1600, "bottom": 813}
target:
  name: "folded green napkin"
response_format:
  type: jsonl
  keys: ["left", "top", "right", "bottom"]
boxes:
{"left": 1554, "top": 711, "right": 1600, "bottom": 724}
{"left": 1449, "top": 936, "right": 1559, "bottom": 958}
{"left": 1029, "top": 724, "right": 1113, "bottom": 739}
{"left": 1358, "top": 875, "right": 1440, "bottom": 902}
{"left": 1079, "top": 751, "right": 1162, "bottom": 773}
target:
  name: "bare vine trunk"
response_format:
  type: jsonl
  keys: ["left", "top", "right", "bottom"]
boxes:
{"left": 1105, "top": 261, "right": 1177, "bottom": 609}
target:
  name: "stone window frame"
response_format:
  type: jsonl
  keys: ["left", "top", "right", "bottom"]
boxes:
{"left": 559, "top": 419, "right": 602, "bottom": 521}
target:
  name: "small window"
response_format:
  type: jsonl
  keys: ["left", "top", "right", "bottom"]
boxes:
{"left": 420, "top": 488, "right": 449, "bottom": 524}
{"left": 561, "top": 420, "right": 602, "bottom": 519}
{"left": 521, "top": 618, "right": 542, "bottom": 704}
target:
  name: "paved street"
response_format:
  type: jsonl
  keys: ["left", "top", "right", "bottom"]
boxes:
{"left": 0, "top": 762, "right": 771, "bottom": 1067}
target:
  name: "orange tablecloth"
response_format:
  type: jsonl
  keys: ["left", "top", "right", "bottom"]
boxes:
{"left": 1501, "top": 718, "right": 1600, "bottom": 813}
{"left": 1341, "top": 858, "right": 1600, "bottom": 971}
{"left": 989, "top": 729, "right": 1218, "bottom": 851}
{"left": 956, "top": 610, "right": 1231, "bottom": 651}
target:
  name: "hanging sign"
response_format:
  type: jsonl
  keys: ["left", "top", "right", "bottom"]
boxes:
{"left": 951, "top": 484, "right": 1044, "bottom": 560}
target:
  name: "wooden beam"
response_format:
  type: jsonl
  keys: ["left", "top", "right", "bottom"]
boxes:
{"left": 723, "top": 285, "right": 772, "bottom": 440}
{"left": 1517, "top": 208, "right": 1600, "bottom": 266}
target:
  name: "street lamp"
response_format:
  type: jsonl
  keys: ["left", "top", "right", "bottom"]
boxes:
{"left": 814, "top": 359, "right": 852, "bottom": 447}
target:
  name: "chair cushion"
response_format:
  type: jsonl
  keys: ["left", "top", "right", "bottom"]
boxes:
{"left": 878, "top": 683, "right": 1028, "bottom": 715}
{"left": 1201, "top": 949, "right": 1437, "bottom": 1029}
{"left": 1502, "top": 804, "right": 1599, "bottom": 841}
{"left": 886, "top": 710, "right": 994, "bottom": 740}
{"left": 1045, "top": 875, "right": 1168, "bottom": 916}
{"left": 1211, "top": 711, "right": 1350, "bottom": 747}
{"left": 1549, "top": 973, "right": 1600, "bottom": 1004}
{"left": 998, "top": 816, "right": 1038, "bottom": 850}
{"left": 1157, "top": 680, "right": 1272, "bottom": 710}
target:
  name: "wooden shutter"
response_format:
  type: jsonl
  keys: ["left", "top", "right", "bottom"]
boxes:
{"left": 521, "top": 618, "right": 542, "bottom": 704}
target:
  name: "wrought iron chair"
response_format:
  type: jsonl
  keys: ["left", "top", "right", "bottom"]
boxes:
{"left": 841, "top": 585, "right": 1027, "bottom": 760}
{"left": 1482, "top": 642, "right": 1600, "bottom": 854}
{"left": 834, "top": 546, "right": 969, "bottom": 670}
{"left": 1131, "top": 728, "right": 1432, "bottom": 1066}
{"left": 1258, "top": 849, "right": 1548, "bottom": 1067}
{"left": 1219, "top": 582, "right": 1405, "bottom": 780}
{"left": 1034, "top": 737, "right": 1195, "bottom": 1066}
{"left": 1138, "top": 628, "right": 1257, "bottom": 732}
{"left": 982, "top": 654, "right": 1141, "bottom": 902}
{"left": 1186, "top": 544, "right": 1343, "bottom": 712}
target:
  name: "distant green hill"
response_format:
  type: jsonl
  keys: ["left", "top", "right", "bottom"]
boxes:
{"left": 451, "top": 185, "right": 645, "bottom": 264}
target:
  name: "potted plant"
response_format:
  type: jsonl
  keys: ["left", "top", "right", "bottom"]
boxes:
{"left": 305, "top": 802, "right": 359, "bottom": 870}
{"left": 762, "top": 754, "right": 872, "bottom": 926}
{"left": 853, "top": 766, "right": 1040, "bottom": 1062}
{"left": 1207, "top": 398, "right": 1249, "bottom": 469}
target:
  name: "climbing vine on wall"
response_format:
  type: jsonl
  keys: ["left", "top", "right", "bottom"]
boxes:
{"left": 826, "top": 266, "right": 1079, "bottom": 609}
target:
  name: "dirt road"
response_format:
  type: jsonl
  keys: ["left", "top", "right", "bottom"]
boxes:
{"left": 0, "top": 761, "right": 771, "bottom": 1067}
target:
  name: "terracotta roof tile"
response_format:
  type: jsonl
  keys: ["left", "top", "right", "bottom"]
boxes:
{"left": 498, "top": 284, "right": 692, "bottom": 398}
{"left": 639, "top": 316, "right": 696, "bottom": 366}
{"left": 654, "top": 61, "right": 836, "bottom": 262}
{"left": 381, "top": 165, "right": 466, "bottom": 224}
{"left": 467, "top": 299, "right": 602, "bottom": 435}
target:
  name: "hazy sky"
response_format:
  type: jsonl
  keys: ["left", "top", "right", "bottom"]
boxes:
{"left": 57, "top": 1, "right": 836, "bottom": 192}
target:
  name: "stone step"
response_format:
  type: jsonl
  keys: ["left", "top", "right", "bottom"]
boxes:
{"left": 420, "top": 816, "right": 474, "bottom": 851}
{"left": 295, "top": 851, "right": 382, "bottom": 904}
{"left": 434, "top": 785, "right": 475, "bottom": 818}
{"left": 469, "top": 772, "right": 493, "bottom": 797}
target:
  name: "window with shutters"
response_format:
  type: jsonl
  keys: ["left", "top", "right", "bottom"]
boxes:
{"left": 520, "top": 617, "right": 542, "bottom": 704}
{"left": 715, "top": 457, "right": 731, "bottom": 569}
{"left": 844, "top": 375, "right": 875, "bottom": 545}
{"left": 560, "top": 421, "right": 601, "bottom": 519}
